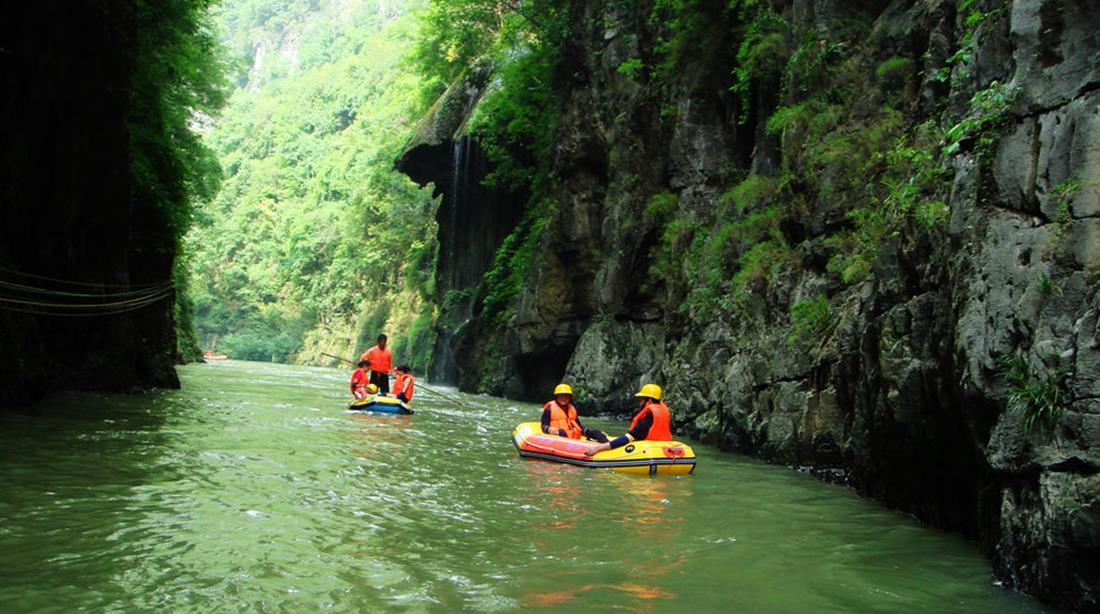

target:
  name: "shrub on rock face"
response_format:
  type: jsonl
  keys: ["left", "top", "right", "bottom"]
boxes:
{"left": 998, "top": 353, "right": 1068, "bottom": 434}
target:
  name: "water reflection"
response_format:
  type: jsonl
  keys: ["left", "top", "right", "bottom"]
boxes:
{"left": 518, "top": 461, "right": 592, "bottom": 530}
{"left": 345, "top": 412, "right": 414, "bottom": 461}
{"left": 514, "top": 462, "right": 693, "bottom": 610}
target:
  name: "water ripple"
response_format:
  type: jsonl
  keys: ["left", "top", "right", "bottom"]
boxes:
{"left": 0, "top": 361, "right": 1048, "bottom": 612}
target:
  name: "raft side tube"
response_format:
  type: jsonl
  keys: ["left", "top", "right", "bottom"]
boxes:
{"left": 347, "top": 396, "right": 414, "bottom": 414}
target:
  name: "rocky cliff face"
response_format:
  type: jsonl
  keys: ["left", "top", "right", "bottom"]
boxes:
{"left": 401, "top": 0, "right": 1098, "bottom": 607}
{"left": 396, "top": 63, "right": 528, "bottom": 386}
{"left": 0, "top": 3, "right": 182, "bottom": 407}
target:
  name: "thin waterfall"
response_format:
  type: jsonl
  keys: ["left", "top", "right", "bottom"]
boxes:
{"left": 431, "top": 137, "right": 469, "bottom": 385}
{"left": 448, "top": 138, "right": 464, "bottom": 289}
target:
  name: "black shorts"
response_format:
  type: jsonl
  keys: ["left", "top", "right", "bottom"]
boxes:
{"left": 370, "top": 370, "right": 389, "bottom": 394}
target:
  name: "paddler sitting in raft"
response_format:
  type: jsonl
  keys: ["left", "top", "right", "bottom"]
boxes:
{"left": 584, "top": 383, "right": 672, "bottom": 456}
{"left": 391, "top": 365, "right": 414, "bottom": 404}
{"left": 350, "top": 359, "right": 371, "bottom": 400}
{"left": 542, "top": 384, "right": 609, "bottom": 443}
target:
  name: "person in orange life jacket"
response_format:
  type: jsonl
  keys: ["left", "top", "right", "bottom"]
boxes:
{"left": 584, "top": 383, "right": 671, "bottom": 456}
{"left": 391, "top": 365, "right": 414, "bottom": 404}
{"left": 359, "top": 333, "right": 393, "bottom": 394}
{"left": 541, "top": 384, "right": 609, "bottom": 443}
{"left": 350, "top": 359, "right": 371, "bottom": 400}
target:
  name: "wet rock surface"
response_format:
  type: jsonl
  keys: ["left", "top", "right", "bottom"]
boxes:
{"left": 399, "top": 0, "right": 1100, "bottom": 607}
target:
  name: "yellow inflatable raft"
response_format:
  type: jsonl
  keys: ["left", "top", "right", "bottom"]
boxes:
{"left": 511, "top": 422, "right": 696, "bottom": 475}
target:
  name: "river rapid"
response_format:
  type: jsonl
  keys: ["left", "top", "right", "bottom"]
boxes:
{"left": 0, "top": 360, "right": 1047, "bottom": 612}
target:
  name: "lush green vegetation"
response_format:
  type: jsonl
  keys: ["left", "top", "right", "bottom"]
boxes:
{"left": 186, "top": 0, "right": 439, "bottom": 369}
{"left": 413, "top": 0, "right": 566, "bottom": 331}
{"left": 640, "top": 3, "right": 961, "bottom": 332}
{"left": 128, "top": 0, "right": 228, "bottom": 361}
{"left": 181, "top": 0, "right": 1017, "bottom": 376}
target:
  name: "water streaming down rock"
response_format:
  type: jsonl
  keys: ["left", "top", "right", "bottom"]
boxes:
{"left": 396, "top": 92, "right": 527, "bottom": 386}
{"left": 427, "top": 137, "right": 475, "bottom": 385}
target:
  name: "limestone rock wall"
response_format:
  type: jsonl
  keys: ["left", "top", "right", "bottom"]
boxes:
{"left": 401, "top": 0, "right": 1099, "bottom": 606}
{"left": 0, "top": 3, "right": 182, "bottom": 407}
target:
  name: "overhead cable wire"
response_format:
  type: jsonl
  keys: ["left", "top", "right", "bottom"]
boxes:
{"left": 0, "top": 286, "right": 175, "bottom": 309}
{"left": 0, "top": 278, "right": 173, "bottom": 299}
{"left": 0, "top": 291, "right": 173, "bottom": 317}
{"left": 0, "top": 265, "right": 175, "bottom": 317}
{"left": 0, "top": 264, "right": 171, "bottom": 289}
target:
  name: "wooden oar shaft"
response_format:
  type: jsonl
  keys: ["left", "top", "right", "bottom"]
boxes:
{"left": 321, "top": 352, "right": 356, "bottom": 365}
{"left": 414, "top": 381, "right": 465, "bottom": 407}
{"left": 320, "top": 352, "right": 465, "bottom": 407}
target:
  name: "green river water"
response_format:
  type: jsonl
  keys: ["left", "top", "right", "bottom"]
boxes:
{"left": 0, "top": 360, "right": 1047, "bottom": 612}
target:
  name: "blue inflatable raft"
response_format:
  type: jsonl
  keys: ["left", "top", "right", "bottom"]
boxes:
{"left": 347, "top": 396, "right": 413, "bottom": 414}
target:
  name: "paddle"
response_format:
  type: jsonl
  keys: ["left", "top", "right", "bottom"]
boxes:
{"left": 321, "top": 352, "right": 466, "bottom": 407}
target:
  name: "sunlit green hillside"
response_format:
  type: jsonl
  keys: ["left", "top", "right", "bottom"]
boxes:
{"left": 187, "top": 0, "right": 437, "bottom": 368}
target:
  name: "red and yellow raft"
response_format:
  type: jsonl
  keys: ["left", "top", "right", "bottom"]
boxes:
{"left": 511, "top": 422, "right": 696, "bottom": 475}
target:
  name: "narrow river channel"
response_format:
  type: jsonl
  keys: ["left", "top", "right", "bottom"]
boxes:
{"left": 0, "top": 360, "right": 1047, "bottom": 611}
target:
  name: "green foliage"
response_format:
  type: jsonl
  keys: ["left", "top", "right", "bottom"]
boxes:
{"left": 1036, "top": 273, "right": 1062, "bottom": 297}
{"left": 130, "top": 0, "right": 228, "bottom": 238}
{"left": 874, "top": 56, "right": 912, "bottom": 90}
{"left": 410, "top": 0, "right": 512, "bottom": 99}
{"left": 412, "top": 0, "right": 564, "bottom": 104}
{"left": 719, "top": 175, "right": 779, "bottom": 211}
{"left": 781, "top": 29, "right": 845, "bottom": 101}
{"left": 173, "top": 256, "right": 204, "bottom": 363}
{"left": 815, "top": 116, "right": 949, "bottom": 284}
{"left": 999, "top": 352, "right": 1068, "bottom": 433}
{"left": 221, "top": 312, "right": 311, "bottom": 362}
{"left": 731, "top": 6, "right": 791, "bottom": 123}
{"left": 647, "top": 175, "right": 794, "bottom": 323}
{"left": 1045, "top": 177, "right": 1082, "bottom": 254}
{"left": 464, "top": 2, "right": 567, "bottom": 192}
{"left": 643, "top": 191, "right": 679, "bottom": 224}
{"left": 943, "top": 80, "right": 1019, "bottom": 156}
{"left": 128, "top": 0, "right": 229, "bottom": 358}
{"left": 787, "top": 294, "right": 831, "bottom": 346}
{"left": 931, "top": 0, "right": 1008, "bottom": 86}
{"left": 617, "top": 57, "right": 645, "bottom": 80}
{"left": 649, "top": 0, "right": 735, "bottom": 82}
{"left": 481, "top": 201, "right": 551, "bottom": 322}
{"left": 412, "top": 0, "right": 567, "bottom": 324}
{"left": 388, "top": 306, "right": 437, "bottom": 374}
{"left": 188, "top": 1, "right": 439, "bottom": 364}
{"left": 439, "top": 288, "right": 472, "bottom": 328}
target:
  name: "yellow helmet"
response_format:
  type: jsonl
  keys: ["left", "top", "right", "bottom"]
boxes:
{"left": 553, "top": 383, "right": 573, "bottom": 396}
{"left": 634, "top": 383, "right": 662, "bottom": 400}
{"left": 367, "top": 384, "right": 379, "bottom": 394}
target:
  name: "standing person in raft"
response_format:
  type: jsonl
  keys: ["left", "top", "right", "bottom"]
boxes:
{"left": 584, "top": 383, "right": 671, "bottom": 456}
{"left": 391, "top": 365, "right": 415, "bottom": 404}
{"left": 542, "top": 384, "right": 609, "bottom": 442}
{"left": 350, "top": 359, "right": 371, "bottom": 400}
{"left": 359, "top": 334, "right": 393, "bottom": 394}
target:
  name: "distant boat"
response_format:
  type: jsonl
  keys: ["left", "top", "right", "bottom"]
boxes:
{"left": 203, "top": 351, "right": 229, "bottom": 361}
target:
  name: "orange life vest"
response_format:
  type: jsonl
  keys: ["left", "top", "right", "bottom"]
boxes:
{"left": 360, "top": 345, "right": 393, "bottom": 374}
{"left": 630, "top": 401, "right": 673, "bottom": 441}
{"left": 545, "top": 401, "right": 583, "bottom": 439}
{"left": 350, "top": 368, "right": 369, "bottom": 395}
{"left": 392, "top": 373, "right": 414, "bottom": 400}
